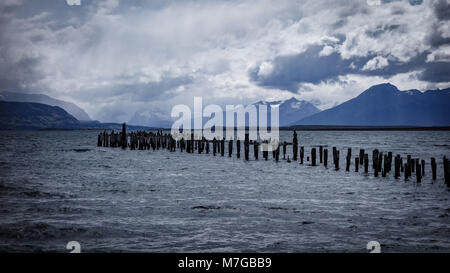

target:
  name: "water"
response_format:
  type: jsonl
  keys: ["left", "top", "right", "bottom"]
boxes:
{"left": 0, "top": 130, "right": 449, "bottom": 252}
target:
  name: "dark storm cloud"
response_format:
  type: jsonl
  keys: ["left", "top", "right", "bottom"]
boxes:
{"left": 249, "top": 44, "right": 449, "bottom": 92}
{"left": 428, "top": 0, "right": 450, "bottom": 48}
{"left": 428, "top": 29, "right": 450, "bottom": 48}
{"left": 365, "top": 24, "right": 403, "bottom": 38}
{"left": 0, "top": 54, "right": 44, "bottom": 91}
{"left": 249, "top": 45, "right": 356, "bottom": 91}
{"left": 419, "top": 62, "right": 450, "bottom": 82}
{"left": 434, "top": 0, "right": 450, "bottom": 21}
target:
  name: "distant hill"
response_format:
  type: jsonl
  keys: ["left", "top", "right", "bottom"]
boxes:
{"left": 0, "top": 101, "right": 80, "bottom": 129}
{"left": 294, "top": 83, "right": 450, "bottom": 126}
{"left": 253, "top": 97, "right": 320, "bottom": 126}
{"left": 129, "top": 110, "right": 173, "bottom": 128}
{"left": 0, "top": 91, "right": 91, "bottom": 121}
{"left": 129, "top": 97, "right": 320, "bottom": 128}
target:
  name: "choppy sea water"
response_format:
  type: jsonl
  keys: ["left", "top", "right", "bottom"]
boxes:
{"left": 0, "top": 130, "right": 449, "bottom": 253}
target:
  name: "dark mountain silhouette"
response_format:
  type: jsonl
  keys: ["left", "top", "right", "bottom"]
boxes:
{"left": 0, "top": 91, "right": 91, "bottom": 121}
{"left": 0, "top": 101, "right": 80, "bottom": 129}
{"left": 294, "top": 83, "right": 450, "bottom": 126}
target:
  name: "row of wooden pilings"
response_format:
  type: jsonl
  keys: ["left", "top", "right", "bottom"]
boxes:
{"left": 97, "top": 123, "right": 450, "bottom": 187}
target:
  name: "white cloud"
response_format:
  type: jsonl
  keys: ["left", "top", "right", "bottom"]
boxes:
{"left": 257, "top": 62, "right": 274, "bottom": 77}
{"left": 319, "top": 45, "right": 335, "bottom": 56}
{"left": 66, "top": 0, "right": 81, "bottom": 6}
{"left": 362, "top": 56, "right": 390, "bottom": 71}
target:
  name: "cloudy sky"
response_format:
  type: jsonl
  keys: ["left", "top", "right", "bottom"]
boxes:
{"left": 1, "top": 0, "right": 449, "bottom": 124}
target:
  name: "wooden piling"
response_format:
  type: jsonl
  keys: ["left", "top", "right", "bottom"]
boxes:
{"left": 98, "top": 133, "right": 102, "bottom": 147}
{"left": 245, "top": 134, "right": 249, "bottom": 161}
{"left": 416, "top": 160, "right": 422, "bottom": 183}
{"left": 311, "top": 148, "right": 316, "bottom": 166}
{"left": 334, "top": 150, "right": 340, "bottom": 171}
{"left": 431, "top": 157, "right": 437, "bottom": 181}
{"left": 355, "top": 157, "right": 359, "bottom": 172}
{"left": 359, "top": 149, "right": 364, "bottom": 165}
{"left": 364, "top": 154, "right": 369, "bottom": 173}
{"left": 293, "top": 131, "right": 298, "bottom": 161}
{"left": 300, "top": 146, "right": 304, "bottom": 164}
{"left": 319, "top": 146, "right": 323, "bottom": 164}
{"left": 421, "top": 160, "right": 425, "bottom": 176}
{"left": 345, "top": 148, "right": 351, "bottom": 171}
{"left": 394, "top": 155, "right": 400, "bottom": 179}
{"left": 237, "top": 139, "right": 241, "bottom": 159}
{"left": 275, "top": 145, "right": 280, "bottom": 162}
{"left": 444, "top": 156, "right": 450, "bottom": 186}
{"left": 324, "top": 148, "right": 328, "bottom": 167}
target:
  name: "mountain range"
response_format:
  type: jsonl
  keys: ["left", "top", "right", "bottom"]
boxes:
{"left": 254, "top": 97, "right": 320, "bottom": 126}
{"left": 295, "top": 83, "right": 450, "bottom": 126}
{"left": 0, "top": 101, "right": 80, "bottom": 130}
{"left": 1, "top": 83, "right": 449, "bottom": 129}
{"left": 129, "top": 97, "right": 320, "bottom": 128}
{"left": 0, "top": 91, "right": 91, "bottom": 121}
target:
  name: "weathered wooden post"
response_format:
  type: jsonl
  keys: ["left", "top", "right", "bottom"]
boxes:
{"left": 229, "top": 139, "right": 233, "bottom": 157}
{"left": 236, "top": 138, "right": 240, "bottom": 159}
{"left": 416, "top": 159, "right": 422, "bottom": 183}
{"left": 444, "top": 156, "right": 450, "bottom": 186}
{"left": 359, "top": 149, "right": 364, "bottom": 165}
{"left": 254, "top": 141, "right": 259, "bottom": 160}
{"left": 319, "top": 146, "right": 323, "bottom": 164}
{"left": 421, "top": 160, "right": 425, "bottom": 176}
{"left": 212, "top": 138, "right": 216, "bottom": 156}
{"left": 364, "top": 154, "right": 369, "bottom": 173}
{"left": 345, "top": 148, "right": 351, "bottom": 171}
{"left": 404, "top": 163, "right": 408, "bottom": 181}
{"left": 221, "top": 138, "right": 225, "bottom": 157}
{"left": 324, "top": 148, "right": 328, "bottom": 167}
{"left": 311, "top": 148, "right": 316, "bottom": 166}
{"left": 355, "top": 157, "right": 359, "bottom": 172}
{"left": 372, "top": 149, "right": 378, "bottom": 169}
{"left": 387, "top": 152, "right": 392, "bottom": 172}
{"left": 377, "top": 151, "right": 383, "bottom": 173}
{"left": 262, "top": 141, "right": 268, "bottom": 161}
{"left": 431, "top": 157, "right": 437, "bottom": 181}
{"left": 332, "top": 147, "right": 337, "bottom": 166}
{"left": 335, "top": 150, "right": 340, "bottom": 171}
{"left": 300, "top": 146, "right": 304, "bottom": 164}
{"left": 293, "top": 131, "right": 298, "bottom": 161}
{"left": 205, "top": 140, "right": 209, "bottom": 154}
{"left": 394, "top": 155, "right": 400, "bottom": 179}
{"left": 98, "top": 133, "right": 102, "bottom": 147}
{"left": 275, "top": 145, "right": 280, "bottom": 162}
{"left": 283, "top": 141, "right": 287, "bottom": 160}
{"left": 245, "top": 134, "right": 249, "bottom": 161}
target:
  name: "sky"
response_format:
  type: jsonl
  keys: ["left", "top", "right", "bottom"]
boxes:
{"left": 0, "top": 0, "right": 449, "bottom": 125}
